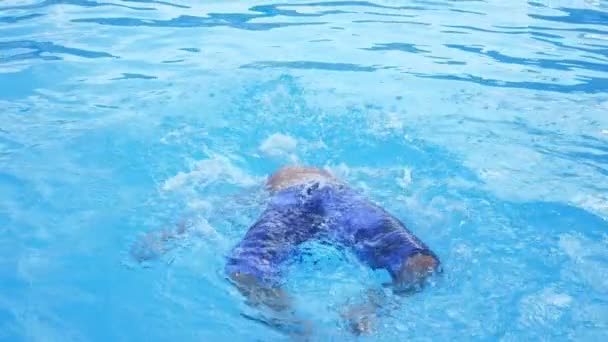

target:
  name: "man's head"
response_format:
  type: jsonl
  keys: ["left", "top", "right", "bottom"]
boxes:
{"left": 266, "top": 166, "right": 336, "bottom": 192}
{"left": 394, "top": 253, "right": 440, "bottom": 294}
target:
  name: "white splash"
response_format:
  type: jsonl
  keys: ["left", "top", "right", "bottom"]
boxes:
{"left": 259, "top": 133, "right": 298, "bottom": 160}
{"left": 571, "top": 193, "right": 608, "bottom": 220}
{"left": 325, "top": 162, "right": 352, "bottom": 179}
{"left": 545, "top": 291, "right": 572, "bottom": 308}
{"left": 518, "top": 287, "right": 572, "bottom": 327}
{"left": 189, "top": 216, "right": 221, "bottom": 238}
{"left": 186, "top": 198, "right": 212, "bottom": 212}
{"left": 583, "top": 33, "right": 608, "bottom": 41}
{"left": 537, "top": 288, "right": 572, "bottom": 308}
{"left": 558, "top": 234, "right": 586, "bottom": 260}
{"left": 385, "top": 112, "right": 404, "bottom": 130}
{"left": 397, "top": 167, "right": 413, "bottom": 189}
{"left": 162, "top": 154, "right": 260, "bottom": 192}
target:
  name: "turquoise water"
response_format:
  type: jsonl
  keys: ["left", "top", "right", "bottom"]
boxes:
{"left": 2, "top": 0, "right": 608, "bottom": 340}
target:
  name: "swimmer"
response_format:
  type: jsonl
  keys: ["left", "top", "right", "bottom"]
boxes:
{"left": 226, "top": 166, "right": 440, "bottom": 334}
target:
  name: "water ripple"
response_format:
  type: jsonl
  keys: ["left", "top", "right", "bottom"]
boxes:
{"left": 241, "top": 60, "right": 381, "bottom": 72}
{"left": 442, "top": 25, "right": 564, "bottom": 39}
{"left": 352, "top": 19, "right": 430, "bottom": 25}
{"left": 532, "top": 37, "right": 608, "bottom": 59}
{"left": 121, "top": 0, "right": 191, "bottom": 9}
{"left": 450, "top": 8, "right": 485, "bottom": 15}
{"left": 363, "top": 43, "right": 430, "bottom": 53}
{"left": 410, "top": 72, "right": 608, "bottom": 93}
{"left": 362, "top": 11, "right": 417, "bottom": 18}
{"left": 529, "top": 7, "right": 608, "bottom": 26}
{"left": 499, "top": 24, "right": 608, "bottom": 35}
{"left": 72, "top": 15, "right": 327, "bottom": 30}
{"left": 0, "top": 0, "right": 154, "bottom": 11}
{"left": 111, "top": 73, "right": 157, "bottom": 80}
{"left": 0, "top": 13, "right": 44, "bottom": 23}
{"left": 445, "top": 44, "right": 607, "bottom": 72}
{"left": 277, "top": 1, "right": 430, "bottom": 11}
{"left": 0, "top": 40, "right": 117, "bottom": 62}
{"left": 250, "top": 4, "right": 352, "bottom": 16}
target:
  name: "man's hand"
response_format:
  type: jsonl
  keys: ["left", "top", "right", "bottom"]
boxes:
{"left": 340, "top": 289, "right": 386, "bottom": 335}
{"left": 346, "top": 309, "right": 376, "bottom": 335}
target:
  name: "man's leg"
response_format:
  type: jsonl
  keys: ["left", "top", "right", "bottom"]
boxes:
{"left": 226, "top": 167, "right": 328, "bottom": 308}
{"left": 319, "top": 185, "right": 439, "bottom": 333}
{"left": 226, "top": 167, "right": 331, "bottom": 335}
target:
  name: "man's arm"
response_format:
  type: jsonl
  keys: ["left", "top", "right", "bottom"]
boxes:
{"left": 342, "top": 253, "right": 439, "bottom": 335}
{"left": 228, "top": 272, "right": 292, "bottom": 312}
{"left": 228, "top": 271, "right": 312, "bottom": 336}
{"left": 130, "top": 218, "right": 202, "bottom": 263}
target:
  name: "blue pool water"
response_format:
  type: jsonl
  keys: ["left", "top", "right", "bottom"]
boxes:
{"left": 2, "top": 0, "right": 608, "bottom": 340}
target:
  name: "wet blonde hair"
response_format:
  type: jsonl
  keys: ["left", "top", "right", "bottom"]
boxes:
{"left": 266, "top": 166, "right": 337, "bottom": 192}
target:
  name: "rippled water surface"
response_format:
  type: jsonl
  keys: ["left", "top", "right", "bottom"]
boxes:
{"left": 2, "top": 0, "right": 608, "bottom": 340}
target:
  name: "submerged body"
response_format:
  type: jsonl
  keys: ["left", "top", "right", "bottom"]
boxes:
{"left": 131, "top": 166, "right": 439, "bottom": 334}
{"left": 226, "top": 166, "right": 439, "bottom": 295}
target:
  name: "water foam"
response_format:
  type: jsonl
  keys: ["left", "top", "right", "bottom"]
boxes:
{"left": 259, "top": 133, "right": 299, "bottom": 162}
{"left": 162, "top": 154, "right": 260, "bottom": 192}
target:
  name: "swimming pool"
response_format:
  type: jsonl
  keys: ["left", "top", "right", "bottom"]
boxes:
{"left": 1, "top": 0, "right": 608, "bottom": 340}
